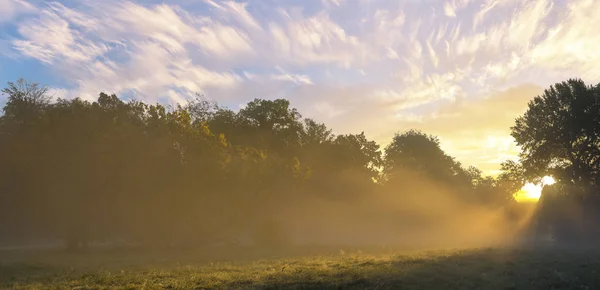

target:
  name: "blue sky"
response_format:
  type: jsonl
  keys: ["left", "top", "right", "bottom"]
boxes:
{"left": 1, "top": 0, "right": 599, "bottom": 174}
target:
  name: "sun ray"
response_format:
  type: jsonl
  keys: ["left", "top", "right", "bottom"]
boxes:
{"left": 514, "top": 176, "right": 555, "bottom": 202}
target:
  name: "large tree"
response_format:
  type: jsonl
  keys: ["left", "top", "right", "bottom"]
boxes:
{"left": 511, "top": 79, "right": 600, "bottom": 189}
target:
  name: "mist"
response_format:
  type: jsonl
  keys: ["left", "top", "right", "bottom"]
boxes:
{"left": 0, "top": 82, "right": 536, "bottom": 255}
{"left": 273, "top": 172, "right": 524, "bottom": 250}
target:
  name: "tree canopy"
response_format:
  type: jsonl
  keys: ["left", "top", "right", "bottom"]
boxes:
{"left": 512, "top": 79, "right": 600, "bottom": 189}
{"left": 0, "top": 79, "right": 519, "bottom": 249}
{"left": 383, "top": 130, "right": 465, "bottom": 184}
{"left": 511, "top": 79, "right": 600, "bottom": 244}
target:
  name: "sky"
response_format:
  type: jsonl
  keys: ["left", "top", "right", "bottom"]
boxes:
{"left": 1, "top": 0, "right": 599, "bottom": 175}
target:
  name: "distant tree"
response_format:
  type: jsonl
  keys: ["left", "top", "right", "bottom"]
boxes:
{"left": 382, "top": 129, "right": 466, "bottom": 186}
{"left": 1, "top": 78, "right": 51, "bottom": 123}
{"left": 300, "top": 118, "right": 334, "bottom": 146}
{"left": 185, "top": 94, "right": 220, "bottom": 124}
{"left": 497, "top": 160, "right": 526, "bottom": 198}
{"left": 297, "top": 121, "right": 377, "bottom": 199}
{"left": 511, "top": 79, "right": 600, "bottom": 190}
{"left": 237, "top": 99, "right": 303, "bottom": 154}
{"left": 467, "top": 163, "right": 518, "bottom": 206}
{"left": 333, "top": 132, "right": 382, "bottom": 178}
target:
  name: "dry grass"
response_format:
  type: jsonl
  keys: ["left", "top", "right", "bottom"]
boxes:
{"left": 1, "top": 246, "right": 600, "bottom": 289}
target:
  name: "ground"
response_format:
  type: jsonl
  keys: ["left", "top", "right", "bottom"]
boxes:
{"left": 1, "top": 246, "right": 600, "bottom": 289}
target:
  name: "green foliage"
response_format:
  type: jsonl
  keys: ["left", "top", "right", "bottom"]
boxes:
{"left": 0, "top": 79, "right": 516, "bottom": 248}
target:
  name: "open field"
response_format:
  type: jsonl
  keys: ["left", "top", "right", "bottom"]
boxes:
{"left": 2, "top": 246, "right": 600, "bottom": 289}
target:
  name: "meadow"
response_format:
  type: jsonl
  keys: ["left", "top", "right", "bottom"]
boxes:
{"left": 2, "top": 245, "right": 600, "bottom": 289}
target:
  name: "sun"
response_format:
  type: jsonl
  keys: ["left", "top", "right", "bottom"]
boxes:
{"left": 541, "top": 176, "right": 556, "bottom": 186}
{"left": 514, "top": 176, "right": 555, "bottom": 202}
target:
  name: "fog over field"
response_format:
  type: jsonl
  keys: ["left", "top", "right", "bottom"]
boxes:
{"left": 2, "top": 0, "right": 600, "bottom": 288}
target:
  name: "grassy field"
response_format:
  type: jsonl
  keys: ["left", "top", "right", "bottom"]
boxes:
{"left": 2, "top": 245, "right": 600, "bottom": 289}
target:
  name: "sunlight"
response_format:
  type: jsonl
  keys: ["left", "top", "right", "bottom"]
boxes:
{"left": 542, "top": 176, "right": 556, "bottom": 185}
{"left": 514, "top": 176, "right": 556, "bottom": 202}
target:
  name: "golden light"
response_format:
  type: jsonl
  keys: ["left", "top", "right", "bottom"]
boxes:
{"left": 514, "top": 176, "right": 555, "bottom": 202}
{"left": 541, "top": 176, "right": 556, "bottom": 186}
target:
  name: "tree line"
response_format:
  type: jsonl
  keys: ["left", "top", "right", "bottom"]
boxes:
{"left": 4, "top": 78, "right": 595, "bottom": 249}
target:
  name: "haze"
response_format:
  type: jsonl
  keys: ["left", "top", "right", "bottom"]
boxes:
{"left": 2, "top": 1, "right": 600, "bottom": 289}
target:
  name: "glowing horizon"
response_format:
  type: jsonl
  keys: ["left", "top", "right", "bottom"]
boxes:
{"left": 514, "top": 176, "right": 556, "bottom": 202}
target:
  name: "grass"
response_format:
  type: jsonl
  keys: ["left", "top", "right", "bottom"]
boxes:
{"left": 2, "top": 245, "right": 600, "bottom": 289}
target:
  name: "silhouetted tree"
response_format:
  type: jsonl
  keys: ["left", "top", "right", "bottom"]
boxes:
{"left": 512, "top": 79, "right": 600, "bottom": 190}
{"left": 512, "top": 79, "right": 600, "bottom": 244}
{"left": 382, "top": 130, "right": 467, "bottom": 186}
{"left": 495, "top": 160, "right": 527, "bottom": 202}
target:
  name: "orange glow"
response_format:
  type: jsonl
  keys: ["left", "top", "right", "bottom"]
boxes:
{"left": 514, "top": 176, "right": 555, "bottom": 202}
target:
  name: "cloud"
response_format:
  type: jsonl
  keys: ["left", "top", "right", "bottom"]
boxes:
{"left": 444, "top": 2, "right": 457, "bottom": 17}
{"left": 505, "top": 0, "right": 553, "bottom": 49}
{"left": 361, "top": 8, "right": 405, "bottom": 62}
{"left": 11, "top": 1, "right": 247, "bottom": 102}
{"left": 283, "top": 70, "right": 468, "bottom": 145}
{"left": 386, "top": 47, "right": 400, "bottom": 60}
{"left": 4, "top": 0, "right": 600, "bottom": 173}
{"left": 13, "top": 8, "right": 108, "bottom": 64}
{"left": 277, "top": 12, "right": 369, "bottom": 67}
{"left": 243, "top": 68, "right": 313, "bottom": 85}
{"left": 47, "top": 87, "right": 70, "bottom": 101}
{"left": 209, "top": 0, "right": 262, "bottom": 32}
{"left": 0, "top": 0, "right": 36, "bottom": 22}
{"left": 281, "top": 82, "right": 540, "bottom": 175}
{"left": 385, "top": 72, "right": 464, "bottom": 111}
{"left": 528, "top": 0, "right": 600, "bottom": 80}
{"left": 426, "top": 34, "right": 439, "bottom": 67}
{"left": 322, "top": 0, "right": 346, "bottom": 8}
{"left": 473, "top": 0, "right": 507, "bottom": 30}
{"left": 443, "top": 0, "right": 472, "bottom": 18}
{"left": 271, "top": 73, "right": 313, "bottom": 85}
{"left": 386, "top": 84, "right": 543, "bottom": 174}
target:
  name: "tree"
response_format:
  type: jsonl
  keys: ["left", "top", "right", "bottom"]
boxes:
{"left": 466, "top": 162, "right": 518, "bottom": 206}
{"left": 382, "top": 129, "right": 466, "bottom": 186}
{"left": 1, "top": 78, "right": 525, "bottom": 250}
{"left": 237, "top": 98, "right": 303, "bottom": 155}
{"left": 333, "top": 133, "right": 382, "bottom": 177}
{"left": 497, "top": 160, "right": 526, "bottom": 197}
{"left": 300, "top": 118, "right": 334, "bottom": 146}
{"left": 185, "top": 94, "right": 220, "bottom": 124}
{"left": 512, "top": 79, "right": 600, "bottom": 244}
{"left": 0, "top": 79, "right": 55, "bottom": 244}
{"left": 511, "top": 79, "right": 600, "bottom": 190}
{"left": 1, "top": 79, "right": 51, "bottom": 124}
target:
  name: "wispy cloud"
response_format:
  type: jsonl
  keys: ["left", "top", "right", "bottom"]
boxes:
{"left": 3, "top": 0, "right": 600, "bottom": 173}
{"left": 0, "top": 0, "right": 36, "bottom": 22}
{"left": 444, "top": 0, "right": 472, "bottom": 17}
